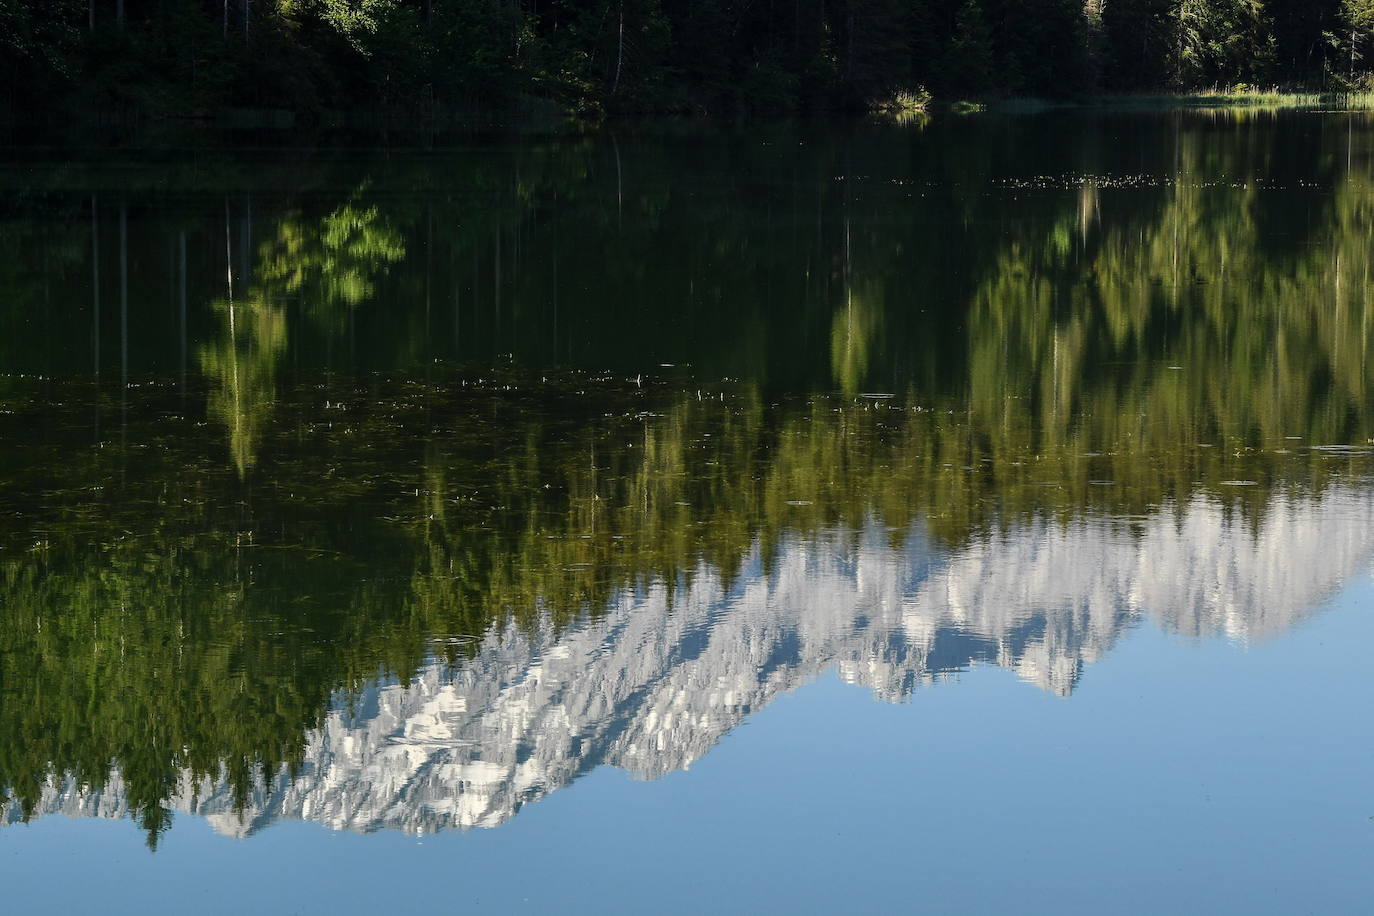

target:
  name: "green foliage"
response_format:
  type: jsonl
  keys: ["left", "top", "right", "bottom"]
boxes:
{"left": 429, "top": 0, "right": 526, "bottom": 103}
{"left": 315, "top": 0, "right": 403, "bottom": 53}
{"left": 1335, "top": 0, "right": 1374, "bottom": 81}
{"left": 941, "top": 0, "right": 995, "bottom": 95}
{"left": 0, "top": 0, "right": 83, "bottom": 104}
{"left": 836, "top": 0, "right": 912, "bottom": 104}
{"left": 1168, "top": 0, "right": 1276, "bottom": 87}
{"left": 1346, "top": 0, "right": 1374, "bottom": 31}
{"left": 5, "top": 0, "right": 1374, "bottom": 114}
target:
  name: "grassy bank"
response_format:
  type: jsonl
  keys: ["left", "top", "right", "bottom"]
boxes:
{"left": 946, "top": 87, "right": 1374, "bottom": 116}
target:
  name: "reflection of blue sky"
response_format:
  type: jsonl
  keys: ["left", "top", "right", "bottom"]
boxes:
{"left": 7, "top": 485, "right": 1374, "bottom": 914}
{"left": 6, "top": 573, "right": 1372, "bottom": 914}
{"left": 18, "top": 485, "right": 1374, "bottom": 839}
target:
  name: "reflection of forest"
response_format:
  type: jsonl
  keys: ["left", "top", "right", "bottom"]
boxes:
{"left": 3, "top": 111, "right": 1374, "bottom": 844}
{"left": 11, "top": 481, "right": 1374, "bottom": 841}
{"left": 3, "top": 378, "right": 1372, "bottom": 845}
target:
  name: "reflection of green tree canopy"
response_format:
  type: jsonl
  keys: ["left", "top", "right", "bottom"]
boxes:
{"left": 2, "top": 369, "right": 1371, "bottom": 846}
{"left": 257, "top": 194, "right": 406, "bottom": 329}
{"left": 963, "top": 133, "right": 1374, "bottom": 458}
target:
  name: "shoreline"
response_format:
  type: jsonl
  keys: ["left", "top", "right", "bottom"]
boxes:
{"left": 6, "top": 90, "right": 1374, "bottom": 143}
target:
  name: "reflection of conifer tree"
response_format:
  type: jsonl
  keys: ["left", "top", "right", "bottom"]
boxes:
{"left": 199, "top": 289, "right": 287, "bottom": 476}
{"left": 830, "top": 283, "right": 882, "bottom": 396}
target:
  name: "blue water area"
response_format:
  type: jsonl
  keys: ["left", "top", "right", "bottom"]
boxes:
{"left": 5, "top": 111, "right": 1374, "bottom": 913}
{"left": 4, "top": 572, "right": 1370, "bottom": 915}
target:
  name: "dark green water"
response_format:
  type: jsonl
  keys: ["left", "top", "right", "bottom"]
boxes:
{"left": 1, "top": 111, "right": 1372, "bottom": 913}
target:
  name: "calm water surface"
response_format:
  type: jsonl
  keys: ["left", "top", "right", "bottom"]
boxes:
{"left": 1, "top": 110, "right": 1373, "bottom": 913}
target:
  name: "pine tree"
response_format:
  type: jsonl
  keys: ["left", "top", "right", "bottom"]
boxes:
{"left": 838, "top": 0, "right": 912, "bottom": 104}
{"left": 1341, "top": 0, "right": 1374, "bottom": 80}
{"left": 942, "top": 0, "right": 995, "bottom": 94}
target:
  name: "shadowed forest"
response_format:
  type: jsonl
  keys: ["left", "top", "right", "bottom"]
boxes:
{"left": 7, "top": 1, "right": 1374, "bottom": 117}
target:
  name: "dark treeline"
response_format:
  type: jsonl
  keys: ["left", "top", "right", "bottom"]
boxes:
{"left": 5, "top": 1, "right": 1374, "bottom": 117}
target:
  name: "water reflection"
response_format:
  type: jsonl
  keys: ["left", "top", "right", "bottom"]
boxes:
{"left": 9, "top": 482, "right": 1373, "bottom": 837}
{"left": 2, "top": 110, "right": 1374, "bottom": 845}
{"left": 3, "top": 380, "right": 1371, "bottom": 843}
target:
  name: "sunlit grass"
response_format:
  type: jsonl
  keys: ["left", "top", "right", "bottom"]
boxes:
{"left": 1099, "top": 86, "right": 1374, "bottom": 111}
{"left": 871, "top": 87, "right": 931, "bottom": 113}
{"left": 869, "top": 88, "right": 932, "bottom": 125}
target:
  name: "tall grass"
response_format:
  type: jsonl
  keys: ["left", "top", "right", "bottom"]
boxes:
{"left": 870, "top": 87, "right": 932, "bottom": 121}
{"left": 1099, "top": 86, "right": 1374, "bottom": 110}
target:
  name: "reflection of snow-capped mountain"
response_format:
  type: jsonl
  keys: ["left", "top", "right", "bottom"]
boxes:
{"left": 9, "top": 487, "right": 1374, "bottom": 837}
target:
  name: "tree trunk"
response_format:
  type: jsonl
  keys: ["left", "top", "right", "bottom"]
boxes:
{"left": 119, "top": 200, "right": 128, "bottom": 449}
{"left": 1084, "top": 0, "right": 1105, "bottom": 88}
{"left": 91, "top": 194, "right": 100, "bottom": 378}
{"left": 92, "top": 195, "right": 101, "bottom": 441}
{"left": 613, "top": 2, "right": 624, "bottom": 95}
{"left": 120, "top": 202, "right": 128, "bottom": 393}
{"left": 225, "top": 196, "right": 234, "bottom": 305}
{"left": 179, "top": 230, "right": 187, "bottom": 401}
{"left": 493, "top": 225, "right": 501, "bottom": 348}
{"left": 239, "top": 193, "right": 252, "bottom": 288}
{"left": 612, "top": 134, "right": 623, "bottom": 228}
{"left": 425, "top": 203, "right": 433, "bottom": 370}
{"left": 846, "top": 4, "right": 854, "bottom": 86}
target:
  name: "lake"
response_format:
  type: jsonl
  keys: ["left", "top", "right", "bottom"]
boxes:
{"left": 1, "top": 109, "right": 1372, "bottom": 913}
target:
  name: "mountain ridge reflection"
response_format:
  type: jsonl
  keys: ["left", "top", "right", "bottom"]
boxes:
{"left": 8, "top": 478, "right": 1372, "bottom": 838}
{"left": 5, "top": 110, "right": 1374, "bottom": 847}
